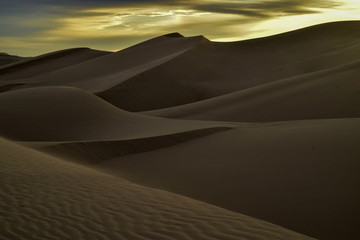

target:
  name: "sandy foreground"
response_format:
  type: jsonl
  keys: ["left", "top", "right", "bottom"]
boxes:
{"left": 1, "top": 21, "right": 360, "bottom": 239}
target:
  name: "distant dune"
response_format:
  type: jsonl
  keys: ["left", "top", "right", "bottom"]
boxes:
{"left": 144, "top": 58, "right": 360, "bottom": 122}
{"left": 0, "top": 52, "right": 26, "bottom": 67}
{"left": 1, "top": 21, "right": 360, "bottom": 240}
{"left": 0, "top": 86, "right": 238, "bottom": 142}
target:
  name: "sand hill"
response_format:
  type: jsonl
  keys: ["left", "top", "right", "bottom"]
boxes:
{"left": 1, "top": 21, "right": 360, "bottom": 240}
{"left": 0, "top": 52, "right": 25, "bottom": 67}
{"left": 1, "top": 137, "right": 313, "bottom": 240}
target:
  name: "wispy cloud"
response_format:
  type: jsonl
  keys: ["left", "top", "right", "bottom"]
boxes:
{"left": 0, "top": 0, "right": 358, "bottom": 56}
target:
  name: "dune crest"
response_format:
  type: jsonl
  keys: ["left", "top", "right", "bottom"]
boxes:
{"left": 0, "top": 52, "right": 25, "bottom": 67}
{"left": 1, "top": 21, "right": 360, "bottom": 111}
{"left": 0, "top": 86, "right": 239, "bottom": 142}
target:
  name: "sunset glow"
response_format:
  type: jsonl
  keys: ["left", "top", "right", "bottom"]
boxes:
{"left": 1, "top": 0, "right": 359, "bottom": 56}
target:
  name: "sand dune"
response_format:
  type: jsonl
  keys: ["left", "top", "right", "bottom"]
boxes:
{"left": 70, "top": 118, "right": 359, "bottom": 240}
{"left": 2, "top": 21, "right": 359, "bottom": 111}
{"left": 104, "top": 21, "right": 360, "bottom": 111}
{"left": 1, "top": 137, "right": 313, "bottom": 240}
{"left": 144, "top": 58, "right": 360, "bottom": 122}
{"left": 0, "top": 53, "right": 25, "bottom": 67}
{"left": 1, "top": 21, "right": 360, "bottom": 240}
{"left": 0, "top": 86, "right": 237, "bottom": 142}
{"left": 3, "top": 34, "right": 203, "bottom": 90}
{"left": 0, "top": 48, "right": 110, "bottom": 81}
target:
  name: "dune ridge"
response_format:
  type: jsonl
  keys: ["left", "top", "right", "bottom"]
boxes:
{"left": 0, "top": 53, "right": 25, "bottom": 67}
{"left": 40, "top": 127, "right": 231, "bottom": 164}
{"left": 0, "top": 86, "right": 238, "bottom": 142}
{"left": 143, "top": 57, "right": 360, "bottom": 121}
{"left": 0, "top": 48, "right": 110, "bottom": 80}
{"left": 1, "top": 21, "right": 359, "bottom": 111}
{"left": 0, "top": 34, "right": 204, "bottom": 93}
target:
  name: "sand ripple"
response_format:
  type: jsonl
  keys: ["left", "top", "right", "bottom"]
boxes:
{"left": 0, "top": 138, "right": 313, "bottom": 240}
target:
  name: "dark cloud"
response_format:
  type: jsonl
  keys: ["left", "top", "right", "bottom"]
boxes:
{"left": 0, "top": 0, "right": 344, "bottom": 38}
{"left": 0, "top": 0, "right": 346, "bottom": 55}
{"left": 190, "top": 0, "right": 342, "bottom": 18}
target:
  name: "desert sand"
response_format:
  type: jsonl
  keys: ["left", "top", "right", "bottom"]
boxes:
{"left": 1, "top": 21, "right": 360, "bottom": 240}
{"left": 1, "top": 137, "right": 314, "bottom": 240}
{"left": 0, "top": 53, "right": 25, "bottom": 67}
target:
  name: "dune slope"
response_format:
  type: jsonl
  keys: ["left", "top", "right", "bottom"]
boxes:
{"left": 107, "top": 21, "right": 360, "bottom": 111}
{"left": 2, "top": 21, "right": 360, "bottom": 111}
{"left": 143, "top": 58, "right": 360, "bottom": 122}
{"left": 44, "top": 118, "right": 360, "bottom": 240}
{"left": 0, "top": 86, "right": 237, "bottom": 142}
{"left": 10, "top": 34, "right": 203, "bottom": 90}
{"left": 0, "top": 137, "right": 315, "bottom": 240}
{"left": 0, "top": 48, "right": 110, "bottom": 81}
{"left": 0, "top": 53, "right": 25, "bottom": 67}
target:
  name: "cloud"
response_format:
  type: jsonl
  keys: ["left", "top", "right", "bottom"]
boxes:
{"left": 0, "top": 0, "right": 349, "bottom": 56}
{"left": 0, "top": 0, "right": 344, "bottom": 38}
{"left": 189, "top": 0, "right": 343, "bottom": 18}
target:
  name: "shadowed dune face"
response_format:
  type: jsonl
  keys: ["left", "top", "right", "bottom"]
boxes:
{"left": 144, "top": 59, "right": 360, "bottom": 122}
{"left": 0, "top": 48, "right": 110, "bottom": 81}
{"left": 70, "top": 118, "right": 359, "bottom": 240}
{"left": 0, "top": 86, "right": 238, "bottom": 142}
{"left": 0, "top": 138, "right": 314, "bottom": 240}
{"left": 1, "top": 21, "right": 360, "bottom": 240}
{"left": 0, "top": 53, "right": 25, "bottom": 67}
{"left": 0, "top": 34, "right": 204, "bottom": 90}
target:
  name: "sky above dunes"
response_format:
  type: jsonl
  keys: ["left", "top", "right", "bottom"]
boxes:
{"left": 1, "top": 0, "right": 360, "bottom": 56}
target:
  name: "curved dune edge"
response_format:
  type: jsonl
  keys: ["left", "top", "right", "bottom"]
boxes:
{"left": 1, "top": 21, "right": 360, "bottom": 111}
{"left": 40, "top": 127, "right": 232, "bottom": 164}
{"left": 87, "top": 118, "right": 359, "bottom": 240}
{"left": 1, "top": 34, "right": 204, "bottom": 95}
{"left": 0, "top": 137, "right": 314, "bottom": 240}
{"left": 0, "top": 48, "right": 110, "bottom": 80}
{"left": 0, "top": 53, "right": 25, "bottom": 67}
{"left": 142, "top": 58, "right": 360, "bottom": 121}
{"left": 91, "top": 21, "right": 360, "bottom": 111}
{"left": 0, "top": 86, "right": 239, "bottom": 142}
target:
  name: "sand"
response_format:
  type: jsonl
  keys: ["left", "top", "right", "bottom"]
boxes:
{"left": 0, "top": 53, "right": 25, "bottom": 67}
{"left": 0, "top": 86, "right": 238, "bottom": 142}
{"left": 1, "top": 20, "right": 360, "bottom": 240}
{"left": 0, "top": 48, "right": 110, "bottom": 80}
{"left": 1, "top": 137, "right": 313, "bottom": 240}
{"left": 2, "top": 21, "right": 360, "bottom": 111}
{"left": 143, "top": 58, "right": 360, "bottom": 121}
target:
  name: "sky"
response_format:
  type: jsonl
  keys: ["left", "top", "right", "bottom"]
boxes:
{"left": 1, "top": 0, "right": 360, "bottom": 56}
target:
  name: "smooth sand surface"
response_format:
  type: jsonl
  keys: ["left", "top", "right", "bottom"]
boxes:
{"left": 0, "top": 137, "right": 314, "bottom": 240}
{"left": 1, "top": 21, "right": 360, "bottom": 240}
{"left": 143, "top": 58, "right": 360, "bottom": 121}
{"left": 41, "top": 118, "right": 360, "bottom": 240}
{"left": 0, "top": 86, "right": 239, "bottom": 142}
{"left": 0, "top": 48, "right": 110, "bottom": 81}
{"left": 2, "top": 34, "right": 203, "bottom": 89}
{"left": 0, "top": 53, "right": 25, "bottom": 67}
